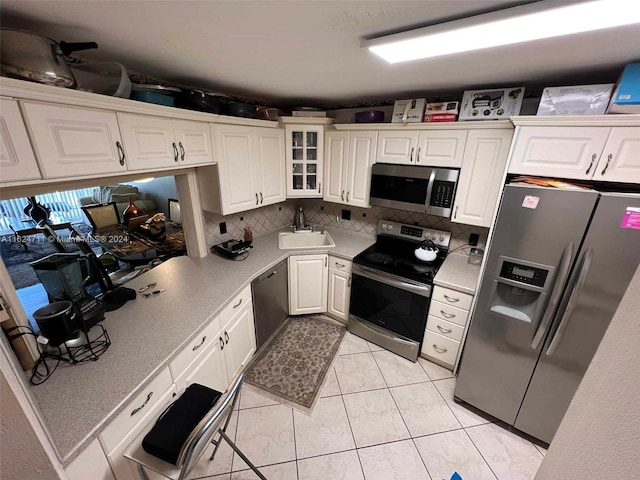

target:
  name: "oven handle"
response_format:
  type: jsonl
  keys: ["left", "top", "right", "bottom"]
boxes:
{"left": 352, "top": 264, "right": 431, "bottom": 298}
{"left": 424, "top": 169, "right": 436, "bottom": 214}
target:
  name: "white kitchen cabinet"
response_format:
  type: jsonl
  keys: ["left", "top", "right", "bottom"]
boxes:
{"left": 21, "top": 101, "right": 127, "bottom": 178}
{"left": 182, "top": 339, "right": 229, "bottom": 393}
{"left": 593, "top": 127, "right": 640, "bottom": 183}
{"left": 289, "top": 254, "right": 328, "bottom": 315}
{"left": 253, "top": 127, "right": 286, "bottom": 206}
{"left": 327, "top": 256, "right": 352, "bottom": 323}
{"left": 376, "top": 130, "right": 419, "bottom": 164}
{"left": 324, "top": 130, "right": 377, "bottom": 207}
{"left": 452, "top": 129, "right": 513, "bottom": 227}
{"left": 66, "top": 439, "right": 115, "bottom": 480}
{"left": 286, "top": 124, "right": 324, "bottom": 197}
{"left": 0, "top": 98, "right": 41, "bottom": 183}
{"left": 415, "top": 130, "right": 467, "bottom": 167}
{"left": 118, "top": 114, "right": 213, "bottom": 171}
{"left": 199, "top": 124, "right": 285, "bottom": 215}
{"left": 422, "top": 285, "right": 475, "bottom": 370}
{"left": 220, "top": 300, "right": 256, "bottom": 380}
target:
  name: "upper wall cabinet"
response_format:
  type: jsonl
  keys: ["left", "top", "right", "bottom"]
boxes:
{"left": 452, "top": 129, "right": 513, "bottom": 227}
{"left": 0, "top": 98, "right": 41, "bottom": 184}
{"left": 117, "top": 114, "right": 213, "bottom": 171}
{"left": 507, "top": 118, "right": 640, "bottom": 184}
{"left": 324, "top": 130, "right": 377, "bottom": 208}
{"left": 21, "top": 101, "right": 127, "bottom": 179}
{"left": 285, "top": 125, "right": 324, "bottom": 197}
{"left": 198, "top": 124, "right": 285, "bottom": 215}
{"left": 375, "top": 130, "right": 467, "bottom": 167}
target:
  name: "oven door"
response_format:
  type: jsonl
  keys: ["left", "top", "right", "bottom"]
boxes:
{"left": 349, "top": 264, "right": 431, "bottom": 342}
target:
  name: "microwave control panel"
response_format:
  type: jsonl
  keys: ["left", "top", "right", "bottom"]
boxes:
{"left": 431, "top": 181, "right": 455, "bottom": 208}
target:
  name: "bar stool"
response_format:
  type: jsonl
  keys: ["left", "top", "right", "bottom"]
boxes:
{"left": 123, "top": 370, "right": 267, "bottom": 480}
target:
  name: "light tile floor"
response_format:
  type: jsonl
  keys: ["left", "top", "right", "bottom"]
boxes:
{"left": 188, "top": 332, "right": 545, "bottom": 480}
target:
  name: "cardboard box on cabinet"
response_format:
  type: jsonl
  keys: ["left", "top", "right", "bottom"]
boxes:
{"left": 459, "top": 87, "right": 524, "bottom": 120}
{"left": 537, "top": 84, "right": 614, "bottom": 116}
{"left": 392, "top": 98, "right": 426, "bottom": 123}
{"left": 607, "top": 63, "right": 640, "bottom": 114}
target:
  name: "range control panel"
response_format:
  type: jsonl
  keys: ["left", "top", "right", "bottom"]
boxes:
{"left": 378, "top": 220, "right": 451, "bottom": 249}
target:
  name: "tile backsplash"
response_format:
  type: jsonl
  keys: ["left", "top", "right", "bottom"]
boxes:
{"left": 203, "top": 199, "right": 487, "bottom": 257}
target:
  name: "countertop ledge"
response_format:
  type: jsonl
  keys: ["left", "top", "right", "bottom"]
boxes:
{"left": 434, "top": 253, "right": 481, "bottom": 296}
{"left": 29, "top": 227, "right": 374, "bottom": 465}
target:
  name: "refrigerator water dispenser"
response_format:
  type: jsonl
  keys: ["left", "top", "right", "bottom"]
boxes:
{"left": 488, "top": 257, "right": 553, "bottom": 324}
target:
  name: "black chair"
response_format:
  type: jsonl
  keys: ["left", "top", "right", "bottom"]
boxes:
{"left": 124, "top": 369, "right": 267, "bottom": 480}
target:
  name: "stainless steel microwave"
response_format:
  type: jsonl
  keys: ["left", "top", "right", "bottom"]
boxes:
{"left": 369, "top": 164, "right": 459, "bottom": 217}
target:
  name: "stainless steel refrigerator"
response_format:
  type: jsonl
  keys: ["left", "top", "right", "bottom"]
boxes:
{"left": 455, "top": 183, "right": 640, "bottom": 444}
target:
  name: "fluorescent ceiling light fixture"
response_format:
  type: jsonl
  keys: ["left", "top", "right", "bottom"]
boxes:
{"left": 364, "top": 0, "right": 640, "bottom": 63}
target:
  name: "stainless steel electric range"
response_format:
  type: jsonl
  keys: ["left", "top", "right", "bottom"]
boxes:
{"left": 348, "top": 220, "right": 451, "bottom": 362}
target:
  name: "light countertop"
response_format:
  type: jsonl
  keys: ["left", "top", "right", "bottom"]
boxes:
{"left": 28, "top": 227, "right": 374, "bottom": 465}
{"left": 434, "top": 253, "right": 482, "bottom": 296}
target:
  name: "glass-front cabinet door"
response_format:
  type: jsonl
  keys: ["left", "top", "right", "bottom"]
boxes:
{"left": 286, "top": 125, "right": 324, "bottom": 197}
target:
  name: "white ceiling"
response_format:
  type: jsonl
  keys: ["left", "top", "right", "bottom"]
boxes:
{"left": 2, "top": 1, "right": 640, "bottom": 106}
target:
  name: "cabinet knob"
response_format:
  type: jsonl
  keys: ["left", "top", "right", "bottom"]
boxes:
{"left": 172, "top": 142, "right": 179, "bottom": 162}
{"left": 585, "top": 153, "right": 596, "bottom": 175}
{"left": 116, "top": 141, "right": 125, "bottom": 166}
{"left": 600, "top": 154, "right": 612, "bottom": 176}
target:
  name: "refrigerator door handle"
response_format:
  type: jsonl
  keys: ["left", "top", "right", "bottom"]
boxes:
{"left": 546, "top": 246, "right": 594, "bottom": 356}
{"left": 531, "top": 242, "right": 574, "bottom": 350}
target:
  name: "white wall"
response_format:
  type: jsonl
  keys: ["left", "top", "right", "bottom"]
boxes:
{"left": 535, "top": 265, "right": 640, "bottom": 480}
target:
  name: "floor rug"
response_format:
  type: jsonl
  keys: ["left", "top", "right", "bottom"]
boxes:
{"left": 244, "top": 315, "right": 346, "bottom": 415}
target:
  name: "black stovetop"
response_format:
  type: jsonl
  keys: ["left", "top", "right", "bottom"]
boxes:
{"left": 353, "top": 234, "right": 447, "bottom": 285}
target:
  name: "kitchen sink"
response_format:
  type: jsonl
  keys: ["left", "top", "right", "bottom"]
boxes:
{"left": 278, "top": 231, "right": 335, "bottom": 250}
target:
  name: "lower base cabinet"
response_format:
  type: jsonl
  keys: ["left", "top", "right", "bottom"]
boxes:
{"left": 327, "top": 256, "right": 352, "bottom": 323}
{"left": 288, "top": 254, "right": 328, "bottom": 315}
{"left": 421, "top": 285, "right": 474, "bottom": 370}
{"left": 220, "top": 299, "right": 256, "bottom": 379}
{"left": 65, "top": 439, "right": 116, "bottom": 480}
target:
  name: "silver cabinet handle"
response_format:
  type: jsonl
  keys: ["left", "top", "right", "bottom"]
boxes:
{"left": 325, "top": 257, "right": 327, "bottom": 267}
{"left": 453, "top": 205, "right": 458, "bottom": 220}
{"left": 443, "top": 294, "right": 459, "bottom": 303}
{"left": 172, "top": 142, "right": 179, "bottom": 162}
{"left": 585, "top": 153, "right": 596, "bottom": 175}
{"left": 547, "top": 247, "right": 594, "bottom": 356}
{"left": 255, "top": 193, "right": 259, "bottom": 205}
{"left": 260, "top": 192, "right": 263, "bottom": 204}
{"left": 219, "top": 337, "right": 224, "bottom": 349}
{"left": 224, "top": 331, "right": 229, "bottom": 344}
{"left": 341, "top": 190, "right": 344, "bottom": 201}
{"left": 319, "top": 182, "right": 322, "bottom": 194}
{"left": 179, "top": 141, "right": 186, "bottom": 161}
{"left": 335, "top": 262, "right": 345, "bottom": 268}
{"left": 116, "top": 141, "right": 125, "bottom": 166}
{"left": 410, "top": 147, "right": 415, "bottom": 162}
{"left": 416, "top": 147, "right": 421, "bottom": 163}
{"left": 440, "top": 310, "right": 455, "bottom": 319}
{"left": 192, "top": 336, "right": 206, "bottom": 351}
{"left": 346, "top": 191, "right": 350, "bottom": 202}
{"left": 130, "top": 392, "right": 153, "bottom": 416}
{"left": 348, "top": 276, "right": 351, "bottom": 287}
{"left": 600, "top": 153, "right": 612, "bottom": 176}
{"left": 437, "top": 325, "right": 452, "bottom": 334}
{"left": 233, "top": 298, "right": 242, "bottom": 309}
{"left": 432, "top": 344, "right": 447, "bottom": 354}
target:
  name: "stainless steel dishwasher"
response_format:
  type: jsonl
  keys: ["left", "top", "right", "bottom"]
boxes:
{"left": 251, "top": 259, "right": 289, "bottom": 349}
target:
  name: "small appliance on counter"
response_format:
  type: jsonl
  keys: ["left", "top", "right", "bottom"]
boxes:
{"left": 211, "top": 239, "right": 252, "bottom": 259}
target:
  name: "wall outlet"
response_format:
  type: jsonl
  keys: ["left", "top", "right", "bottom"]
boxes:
{"left": 341, "top": 209, "right": 351, "bottom": 220}
{"left": 219, "top": 222, "right": 227, "bottom": 234}
{"left": 469, "top": 233, "right": 479, "bottom": 246}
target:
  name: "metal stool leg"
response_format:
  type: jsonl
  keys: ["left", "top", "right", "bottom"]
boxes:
{"left": 136, "top": 463, "right": 151, "bottom": 480}
{"left": 218, "top": 430, "right": 268, "bottom": 480}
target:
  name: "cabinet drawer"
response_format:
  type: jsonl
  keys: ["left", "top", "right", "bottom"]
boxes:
{"left": 99, "top": 367, "right": 173, "bottom": 453}
{"left": 169, "top": 314, "right": 221, "bottom": 381}
{"left": 329, "top": 256, "right": 352, "bottom": 272}
{"left": 432, "top": 285, "right": 473, "bottom": 311}
{"left": 426, "top": 315, "right": 464, "bottom": 342}
{"left": 429, "top": 300, "right": 470, "bottom": 327}
{"left": 421, "top": 330, "right": 460, "bottom": 367}
{"left": 219, "top": 284, "right": 252, "bottom": 326}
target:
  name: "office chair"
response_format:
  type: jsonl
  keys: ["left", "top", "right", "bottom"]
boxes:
{"left": 124, "top": 369, "right": 267, "bottom": 480}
